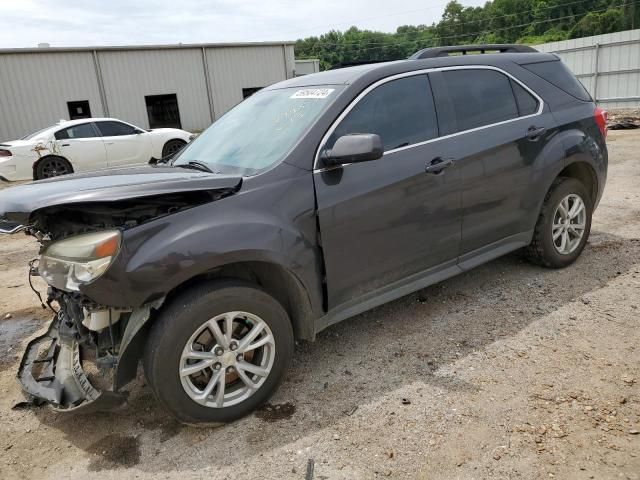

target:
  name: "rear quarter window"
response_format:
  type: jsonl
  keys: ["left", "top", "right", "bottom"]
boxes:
{"left": 510, "top": 79, "right": 539, "bottom": 116}
{"left": 521, "top": 60, "right": 592, "bottom": 102}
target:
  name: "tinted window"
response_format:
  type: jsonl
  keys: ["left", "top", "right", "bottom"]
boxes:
{"left": 442, "top": 69, "right": 519, "bottom": 132}
{"left": 96, "top": 121, "right": 137, "bottom": 136}
{"left": 327, "top": 75, "right": 438, "bottom": 152}
{"left": 54, "top": 123, "right": 98, "bottom": 140}
{"left": 522, "top": 60, "right": 591, "bottom": 101}
{"left": 510, "top": 79, "right": 539, "bottom": 116}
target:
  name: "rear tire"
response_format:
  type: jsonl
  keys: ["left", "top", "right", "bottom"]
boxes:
{"left": 525, "top": 177, "right": 592, "bottom": 268}
{"left": 143, "top": 280, "right": 293, "bottom": 425}
{"left": 34, "top": 156, "right": 73, "bottom": 180}
{"left": 161, "top": 139, "right": 186, "bottom": 158}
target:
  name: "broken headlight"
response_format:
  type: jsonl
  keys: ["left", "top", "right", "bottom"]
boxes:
{"left": 39, "top": 230, "right": 121, "bottom": 292}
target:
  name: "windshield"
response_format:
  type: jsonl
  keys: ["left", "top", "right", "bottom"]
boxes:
{"left": 173, "top": 86, "right": 341, "bottom": 175}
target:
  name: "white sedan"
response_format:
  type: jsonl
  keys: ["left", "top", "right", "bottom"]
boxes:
{"left": 0, "top": 118, "right": 194, "bottom": 181}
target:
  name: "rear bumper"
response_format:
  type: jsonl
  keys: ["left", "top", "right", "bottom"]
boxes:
{"left": 0, "top": 157, "right": 31, "bottom": 182}
{"left": 17, "top": 313, "right": 127, "bottom": 412}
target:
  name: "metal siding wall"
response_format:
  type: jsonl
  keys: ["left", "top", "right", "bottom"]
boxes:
{"left": 294, "top": 59, "right": 321, "bottom": 76}
{"left": 0, "top": 52, "right": 103, "bottom": 141}
{"left": 285, "top": 45, "right": 296, "bottom": 78}
{"left": 534, "top": 29, "right": 640, "bottom": 108}
{"left": 97, "top": 49, "right": 211, "bottom": 131}
{"left": 206, "top": 46, "right": 290, "bottom": 118}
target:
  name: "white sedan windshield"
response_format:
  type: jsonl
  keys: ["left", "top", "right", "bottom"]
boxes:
{"left": 173, "top": 86, "right": 341, "bottom": 175}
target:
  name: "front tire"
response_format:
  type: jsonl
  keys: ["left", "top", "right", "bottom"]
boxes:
{"left": 525, "top": 177, "right": 592, "bottom": 268}
{"left": 143, "top": 280, "right": 293, "bottom": 425}
{"left": 161, "top": 139, "right": 186, "bottom": 158}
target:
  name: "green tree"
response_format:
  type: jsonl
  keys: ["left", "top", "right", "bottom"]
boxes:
{"left": 294, "top": 0, "right": 635, "bottom": 70}
{"left": 569, "top": 8, "right": 625, "bottom": 38}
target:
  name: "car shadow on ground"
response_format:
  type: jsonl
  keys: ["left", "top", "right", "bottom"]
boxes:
{"left": 22, "top": 230, "right": 640, "bottom": 472}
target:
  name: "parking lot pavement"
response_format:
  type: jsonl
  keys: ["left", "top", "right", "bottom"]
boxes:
{"left": 0, "top": 131, "right": 639, "bottom": 480}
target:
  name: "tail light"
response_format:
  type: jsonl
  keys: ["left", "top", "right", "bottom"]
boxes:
{"left": 0, "top": 149, "right": 11, "bottom": 157}
{"left": 594, "top": 106, "right": 608, "bottom": 139}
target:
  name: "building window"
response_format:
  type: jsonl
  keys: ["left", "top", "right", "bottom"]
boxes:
{"left": 67, "top": 100, "right": 91, "bottom": 120}
{"left": 145, "top": 94, "right": 182, "bottom": 129}
{"left": 242, "top": 87, "right": 263, "bottom": 99}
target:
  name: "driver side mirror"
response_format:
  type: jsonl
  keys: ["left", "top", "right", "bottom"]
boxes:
{"left": 321, "top": 133, "right": 383, "bottom": 167}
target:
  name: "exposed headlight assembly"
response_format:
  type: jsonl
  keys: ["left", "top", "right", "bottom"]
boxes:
{"left": 39, "top": 230, "right": 121, "bottom": 292}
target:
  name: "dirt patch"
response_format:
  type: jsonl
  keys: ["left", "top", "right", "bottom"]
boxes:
{"left": 0, "top": 315, "right": 44, "bottom": 372}
{"left": 255, "top": 402, "right": 296, "bottom": 422}
{"left": 86, "top": 434, "right": 141, "bottom": 471}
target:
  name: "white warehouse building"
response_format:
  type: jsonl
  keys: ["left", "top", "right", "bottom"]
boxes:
{"left": 0, "top": 42, "right": 301, "bottom": 141}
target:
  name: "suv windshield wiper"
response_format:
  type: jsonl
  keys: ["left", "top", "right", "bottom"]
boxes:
{"left": 175, "top": 161, "right": 214, "bottom": 173}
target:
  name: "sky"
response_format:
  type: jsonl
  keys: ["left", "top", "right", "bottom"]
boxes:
{"left": 0, "top": 0, "right": 486, "bottom": 48}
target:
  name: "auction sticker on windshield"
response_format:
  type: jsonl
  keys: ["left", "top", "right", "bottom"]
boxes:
{"left": 290, "top": 88, "right": 335, "bottom": 99}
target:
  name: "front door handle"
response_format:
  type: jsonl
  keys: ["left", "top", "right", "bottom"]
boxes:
{"left": 526, "top": 126, "right": 546, "bottom": 141}
{"left": 426, "top": 157, "right": 454, "bottom": 174}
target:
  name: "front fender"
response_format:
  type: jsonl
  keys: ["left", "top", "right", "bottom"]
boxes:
{"left": 149, "top": 130, "right": 192, "bottom": 158}
{"left": 80, "top": 169, "right": 323, "bottom": 316}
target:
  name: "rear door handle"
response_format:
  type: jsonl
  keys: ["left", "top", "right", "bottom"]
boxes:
{"left": 61, "top": 143, "right": 70, "bottom": 147}
{"left": 526, "top": 126, "right": 546, "bottom": 140}
{"left": 426, "top": 157, "right": 454, "bottom": 174}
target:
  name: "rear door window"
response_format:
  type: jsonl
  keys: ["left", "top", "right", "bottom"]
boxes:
{"left": 54, "top": 123, "right": 99, "bottom": 140}
{"left": 441, "top": 69, "right": 519, "bottom": 132}
{"left": 95, "top": 121, "right": 137, "bottom": 136}
{"left": 326, "top": 74, "right": 438, "bottom": 152}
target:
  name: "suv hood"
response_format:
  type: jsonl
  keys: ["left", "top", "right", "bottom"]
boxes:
{"left": 0, "top": 166, "right": 242, "bottom": 225}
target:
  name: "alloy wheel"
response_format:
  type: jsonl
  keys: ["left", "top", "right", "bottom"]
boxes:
{"left": 41, "top": 158, "right": 71, "bottom": 178}
{"left": 179, "top": 311, "right": 275, "bottom": 408}
{"left": 552, "top": 193, "right": 586, "bottom": 255}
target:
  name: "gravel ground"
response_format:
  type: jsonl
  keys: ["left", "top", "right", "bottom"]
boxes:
{"left": 0, "top": 130, "right": 638, "bottom": 480}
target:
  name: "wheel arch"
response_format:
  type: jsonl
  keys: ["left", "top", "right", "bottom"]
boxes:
{"left": 527, "top": 159, "right": 599, "bottom": 238}
{"left": 166, "top": 261, "right": 316, "bottom": 342}
{"left": 557, "top": 160, "right": 598, "bottom": 206}
{"left": 32, "top": 154, "right": 74, "bottom": 180}
{"left": 161, "top": 138, "right": 187, "bottom": 157}
{"left": 114, "top": 260, "right": 315, "bottom": 390}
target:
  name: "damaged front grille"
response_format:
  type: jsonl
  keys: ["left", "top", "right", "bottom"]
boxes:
{"left": 17, "top": 291, "right": 131, "bottom": 412}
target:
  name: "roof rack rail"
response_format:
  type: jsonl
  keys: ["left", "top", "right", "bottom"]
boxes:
{"left": 409, "top": 44, "right": 538, "bottom": 60}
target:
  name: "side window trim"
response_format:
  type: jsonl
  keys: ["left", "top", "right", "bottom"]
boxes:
{"left": 313, "top": 65, "right": 544, "bottom": 171}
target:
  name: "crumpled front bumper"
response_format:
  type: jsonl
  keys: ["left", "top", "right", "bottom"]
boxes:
{"left": 17, "top": 313, "right": 127, "bottom": 412}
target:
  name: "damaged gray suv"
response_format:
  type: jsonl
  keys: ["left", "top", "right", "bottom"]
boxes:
{"left": 0, "top": 45, "right": 608, "bottom": 424}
